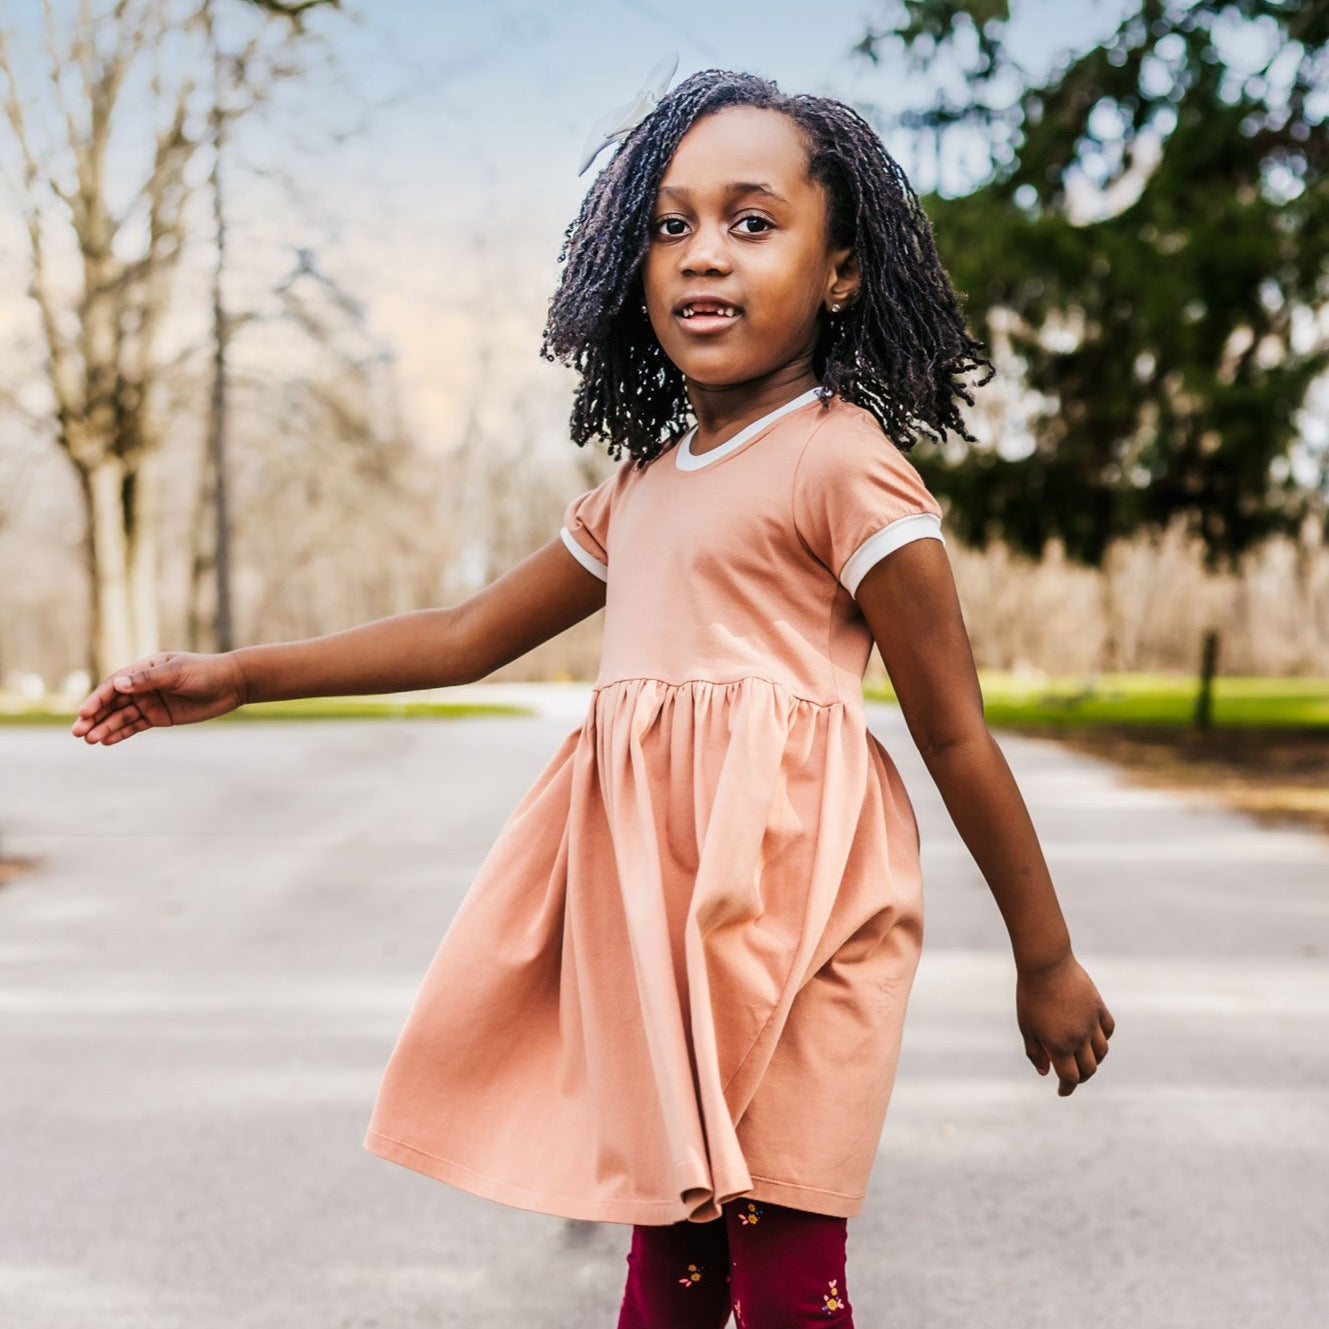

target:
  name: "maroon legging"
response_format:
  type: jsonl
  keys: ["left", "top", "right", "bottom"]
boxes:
{"left": 616, "top": 1198, "right": 853, "bottom": 1328}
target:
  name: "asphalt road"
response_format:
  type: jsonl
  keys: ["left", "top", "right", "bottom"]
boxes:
{"left": 2, "top": 686, "right": 1327, "bottom": 1328}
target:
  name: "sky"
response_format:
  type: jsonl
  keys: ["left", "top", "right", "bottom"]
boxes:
{"left": 0, "top": 0, "right": 1135, "bottom": 458}
{"left": 307, "top": 0, "right": 1123, "bottom": 220}
{"left": 271, "top": 0, "right": 1132, "bottom": 451}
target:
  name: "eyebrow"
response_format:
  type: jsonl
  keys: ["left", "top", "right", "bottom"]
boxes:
{"left": 657, "top": 181, "right": 788, "bottom": 204}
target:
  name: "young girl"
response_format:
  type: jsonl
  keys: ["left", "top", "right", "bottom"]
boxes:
{"left": 72, "top": 68, "right": 1113, "bottom": 1329}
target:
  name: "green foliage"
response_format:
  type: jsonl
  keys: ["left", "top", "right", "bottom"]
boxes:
{"left": 858, "top": 0, "right": 1012, "bottom": 79}
{"left": 865, "top": 669, "right": 1329, "bottom": 727}
{"left": 864, "top": 0, "right": 1329, "bottom": 571}
{"left": 0, "top": 696, "right": 531, "bottom": 723}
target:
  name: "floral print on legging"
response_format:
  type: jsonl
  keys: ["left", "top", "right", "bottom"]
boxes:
{"left": 619, "top": 1197, "right": 853, "bottom": 1327}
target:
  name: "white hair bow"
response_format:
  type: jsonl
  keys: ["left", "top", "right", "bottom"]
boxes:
{"left": 577, "top": 53, "right": 680, "bottom": 177}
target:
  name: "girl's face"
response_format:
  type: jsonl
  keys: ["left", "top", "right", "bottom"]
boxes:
{"left": 642, "top": 105, "right": 858, "bottom": 396}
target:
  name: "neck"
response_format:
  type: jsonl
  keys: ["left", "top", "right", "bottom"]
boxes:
{"left": 684, "top": 359, "right": 821, "bottom": 445}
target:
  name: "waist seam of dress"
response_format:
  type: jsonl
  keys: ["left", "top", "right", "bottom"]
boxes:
{"left": 591, "top": 674, "right": 858, "bottom": 712}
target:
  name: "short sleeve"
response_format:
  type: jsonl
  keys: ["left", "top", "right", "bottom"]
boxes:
{"left": 792, "top": 414, "right": 945, "bottom": 597}
{"left": 559, "top": 469, "right": 619, "bottom": 582}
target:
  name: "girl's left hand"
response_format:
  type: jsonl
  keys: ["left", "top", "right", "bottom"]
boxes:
{"left": 1015, "top": 953, "right": 1115, "bottom": 1097}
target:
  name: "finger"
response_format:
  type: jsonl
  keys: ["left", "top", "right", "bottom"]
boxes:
{"left": 74, "top": 655, "right": 163, "bottom": 718}
{"left": 102, "top": 713, "right": 152, "bottom": 746}
{"left": 1023, "top": 1035, "right": 1050, "bottom": 1075}
{"left": 74, "top": 675, "right": 130, "bottom": 724}
{"left": 84, "top": 698, "right": 144, "bottom": 745}
{"left": 1091, "top": 1029, "right": 1110, "bottom": 1062}
{"left": 113, "top": 661, "right": 178, "bottom": 695}
{"left": 1074, "top": 1043, "right": 1098, "bottom": 1084}
{"left": 74, "top": 693, "right": 128, "bottom": 742}
{"left": 84, "top": 666, "right": 181, "bottom": 742}
{"left": 1100, "top": 1006, "right": 1116, "bottom": 1039}
{"left": 73, "top": 693, "right": 130, "bottom": 737}
{"left": 1051, "top": 1051, "right": 1081, "bottom": 1097}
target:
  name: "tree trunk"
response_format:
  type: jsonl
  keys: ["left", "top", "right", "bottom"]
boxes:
{"left": 126, "top": 448, "right": 161, "bottom": 661}
{"left": 1098, "top": 543, "right": 1122, "bottom": 674}
{"left": 84, "top": 458, "right": 136, "bottom": 677}
{"left": 75, "top": 465, "right": 99, "bottom": 682}
{"left": 2, "top": 0, "right": 338, "bottom": 685}
{"left": 207, "top": 79, "right": 235, "bottom": 653}
{"left": 1194, "top": 627, "right": 1220, "bottom": 731}
{"left": 187, "top": 439, "right": 218, "bottom": 652}
{"left": 1293, "top": 507, "right": 1326, "bottom": 673}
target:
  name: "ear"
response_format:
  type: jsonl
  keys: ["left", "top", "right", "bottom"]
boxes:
{"left": 824, "top": 246, "right": 861, "bottom": 314}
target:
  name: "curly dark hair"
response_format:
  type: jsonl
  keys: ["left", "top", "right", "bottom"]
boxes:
{"left": 540, "top": 68, "right": 994, "bottom": 466}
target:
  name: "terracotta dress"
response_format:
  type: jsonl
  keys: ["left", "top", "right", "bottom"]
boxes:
{"left": 363, "top": 388, "right": 947, "bottom": 1225}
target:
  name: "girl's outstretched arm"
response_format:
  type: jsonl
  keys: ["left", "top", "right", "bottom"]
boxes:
{"left": 855, "top": 539, "right": 1115, "bottom": 1097}
{"left": 71, "top": 538, "right": 606, "bottom": 746}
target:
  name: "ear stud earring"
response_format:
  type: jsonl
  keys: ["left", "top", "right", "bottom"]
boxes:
{"left": 830, "top": 303, "right": 842, "bottom": 314}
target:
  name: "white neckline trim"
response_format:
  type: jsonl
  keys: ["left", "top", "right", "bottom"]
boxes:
{"left": 675, "top": 387, "right": 826, "bottom": 471}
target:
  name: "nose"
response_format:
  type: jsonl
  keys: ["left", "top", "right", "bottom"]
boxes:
{"left": 679, "top": 220, "right": 731, "bottom": 277}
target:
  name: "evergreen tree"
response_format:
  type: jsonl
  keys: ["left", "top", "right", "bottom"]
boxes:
{"left": 860, "top": 0, "right": 1329, "bottom": 572}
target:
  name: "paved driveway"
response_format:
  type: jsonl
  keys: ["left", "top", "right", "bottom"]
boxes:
{"left": 2, "top": 689, "right": 1326, "bottom": 1327}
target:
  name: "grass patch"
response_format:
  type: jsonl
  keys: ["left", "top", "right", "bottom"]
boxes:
{"left": 217, "top": 698, "right": 532, "bottom": 721}
{"left": 865, "top": 670, "right": 1329, "bottom": 730}
{"left": 864, "top": 670, "right": 1329, "bottom": 839}
{"left": 0, "top": 696, "right": 533, "bottom": 724}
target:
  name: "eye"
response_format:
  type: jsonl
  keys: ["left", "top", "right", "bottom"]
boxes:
{"left": 651, "top": 216, "right": 689, "bottom": 238}
{"left": 734, "top": 214, "right": 774, "bottom": 235}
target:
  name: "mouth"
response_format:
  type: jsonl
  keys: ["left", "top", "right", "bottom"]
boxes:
{"left": 673, "top": 297, "right": 742, "bottom": 334}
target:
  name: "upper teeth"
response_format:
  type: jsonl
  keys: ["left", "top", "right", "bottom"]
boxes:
{"left": 682, "top": 305, "right": 737, "bottom": 318}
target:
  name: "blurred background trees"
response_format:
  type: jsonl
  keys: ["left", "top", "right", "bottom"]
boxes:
{"left": 0, "top": 0, "right": 345, "bottom": 679}
{"left": 860, "top": 0, "right": 1328, "bottom": 673}
{"left": 0, "top": 0, "right": 1325, "bottom": 693}
{"left": 0, "top": 0, "right": 604, "bottom": 694}
{"left": 862, "top": 0, "right": 1328, "bottom": 566}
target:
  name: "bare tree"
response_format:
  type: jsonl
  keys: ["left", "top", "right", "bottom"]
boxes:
{"left": 0, "top": 0, "right": 337, "bottom": 679}
{"left": 0, "top": 447, "right": 37, "bottom": 534}
{"left": 213, "top": 246, "right": 439, "bottom": 646}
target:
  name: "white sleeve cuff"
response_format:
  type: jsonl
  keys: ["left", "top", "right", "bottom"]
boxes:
{"left": 560, "top": 525, "right": 608, "bottom": 581}
{"left": 840, "top": 512, "right": 944, "bottom": 596}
